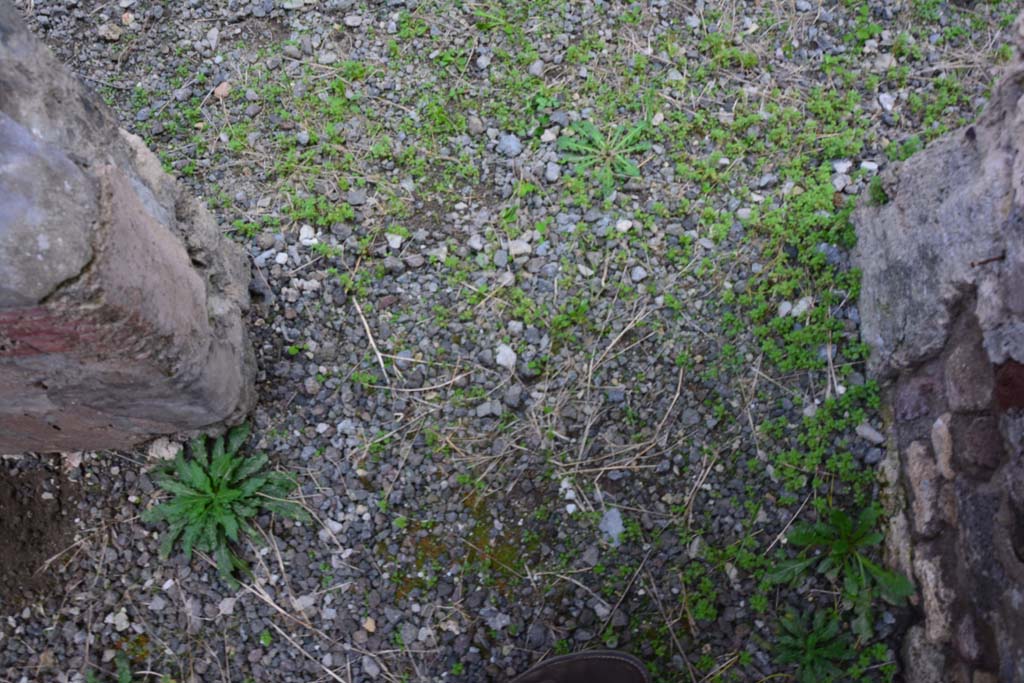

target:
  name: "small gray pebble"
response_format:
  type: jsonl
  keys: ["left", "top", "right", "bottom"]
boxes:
{"left": 497, "top": 133, "right": 523, "bottom": 157}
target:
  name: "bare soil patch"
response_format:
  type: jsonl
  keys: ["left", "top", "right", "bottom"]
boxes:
{"left": 0, "top": 456, "right": 76, "bottom": 613}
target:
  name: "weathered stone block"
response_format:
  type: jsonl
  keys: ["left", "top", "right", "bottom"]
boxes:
{"left": 895, "top": 360, "right": 944, "bottom": 422}
{"left": 0, "top": 5, "right": 254, "bottom": 453}
{"left": 951, "top": 414, "right": 1005, "bottom": 475}
{"left": 994, "top": 360, "right": 1024, "bottom": 411}
{"left": 884, "top": 508, "right": 915, "bottom": 594}
{"left": 0, "top": 116, "right": 95, "bottom": 307}
{"left": 906, "top": 441, "right": 943, "bottom": 538}
{"left": 954, "top": 613, "right": 983, "bottom": 664}
{"left": 931, "top": 413, "right": 955, "bottom": 480}
{"left": 854, "top": 15, "right": 1024, "bottom": 681}
{"left": 913, "top": 550, "right": 955, "bottom": 644}
{"left": 944, "top": 318, "right": 994, "bottom": 412}
{"left": 853, "top": 61, "right": 1024, "bottom": 378}
{"left": 903, "top": 625, "right": 949, "bottom": 683}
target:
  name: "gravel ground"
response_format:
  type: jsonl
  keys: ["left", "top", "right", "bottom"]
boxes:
{"left": 2, "top": 1, "right": 1016, "bottom": 682}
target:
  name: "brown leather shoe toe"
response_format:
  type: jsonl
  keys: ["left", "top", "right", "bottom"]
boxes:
{"left": 510, "top": 650, "right": 650, "bottom": 683}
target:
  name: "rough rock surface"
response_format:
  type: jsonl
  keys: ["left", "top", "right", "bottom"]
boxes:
{"left": 853, "top": 15, "right": 1024, "bottom": 682}
{"left": 855, "top": 45, "right": 1024, "bottom": 377}
{"left": 0, "top": 4, "right": 255, "bottom": 453}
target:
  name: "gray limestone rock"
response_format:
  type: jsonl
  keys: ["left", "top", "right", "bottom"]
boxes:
{"left": 0, "top": 6, "right": 254, "bottom": 453}
{"left": 856, "top": 19, "right": 1024, "bottom": 682}
{"left": 853, "top": 41, "right": 1024, "bottom": 376}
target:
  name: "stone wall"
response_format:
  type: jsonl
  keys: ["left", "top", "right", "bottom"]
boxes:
{"left": 852, "top": 15, "right": 1024, "bottom": 683}
{"left": 0, "top": 3, "right": 255, "bottom": 453}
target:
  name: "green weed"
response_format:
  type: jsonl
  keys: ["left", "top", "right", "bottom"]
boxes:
{"left": 143, "top": 424, "right": 309, "bottom": 585}
{"left": 774, "top": 609, "right": 855, "bottom": 683}
{"left": 86, "top": 653, "right": 133, "bottom": 683}
{"left": 766, "top": 505, "right": 914, "bottom": 637}
{"left": 557, "top": 120, "right": 650, "bottom": 198}
{"left": 868, "top": 176, "right": 889, "bottom": 205}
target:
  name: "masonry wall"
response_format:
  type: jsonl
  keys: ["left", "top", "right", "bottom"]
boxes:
{"left": 852, "top": 15, "right": 1024, "bottom": 682}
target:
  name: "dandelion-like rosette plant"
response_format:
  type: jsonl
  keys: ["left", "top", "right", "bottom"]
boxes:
{"left": 143, "top": 424, "right": 308, "bottom": 585}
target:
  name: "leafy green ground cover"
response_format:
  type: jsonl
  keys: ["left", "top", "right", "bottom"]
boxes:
{"left": 32, "top": 0, "right": 1017, "bottom": 680}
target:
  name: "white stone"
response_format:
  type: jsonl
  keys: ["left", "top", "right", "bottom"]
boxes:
{"left": 856, "top": 422, "right": 886, "bottom": 445}
{"left": 931, "top": 413, "right": 955, "bottom": 480}
{"left": 507, "top": 239, "right": 531, "bottom": 257}
{"left": 362, "top": 655, "right": 381, "bottom": 679}
{"left": 874, "top": 53, "right": 897, "bottom": 72}
{"left": 833, "top": 160, "right": 853, "bottom": 174}
{"left": 385, "top": 233, "right": 404, "bottom": 250}
{"left": 914, "top": 552, "right": 954, "bottom": 643}
{"left": 218, "top": 597, "right": 236, "bottom": 616}
{"left": 97, "top": 23, "right": 123, "bottom": 41}
{"left": 495, "top": 344, "right": 517, "bottom": 370}
{"left": 147, "top": 437, "right": 180, "bottom": 461}
{"left": 497, "top": 133, "right": 523, "bottom": 157}
{"left": 480, "top": 607, "right": 511, "bottom": 630}
{"left": 878, "top": 92, "right": 897, "bottom": 112}
{"left": 343, "top": 14, "right": 362, "bottom": 27}
{"left": 299, "top": 224, "right": 317, "bottom": 246}
{"left": 599, "top": 508, "right": 625, "bottom": 546}
{"left": 292, "top": 594, "right": 317, "bottom": 614}
{"left": 791, "top": 297, "right": 813, "bottom": 317}
{"left": 725, "top": 562, "right": 740, "bottom": 587}
{"left": 274, "top": 252, "right": 289, "bottom": 265}
{"left": 906, "top": 441, "right": 941, "bottom": 537}
{"left": 106, "top": 609, "right": 129, "bottom": 632}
